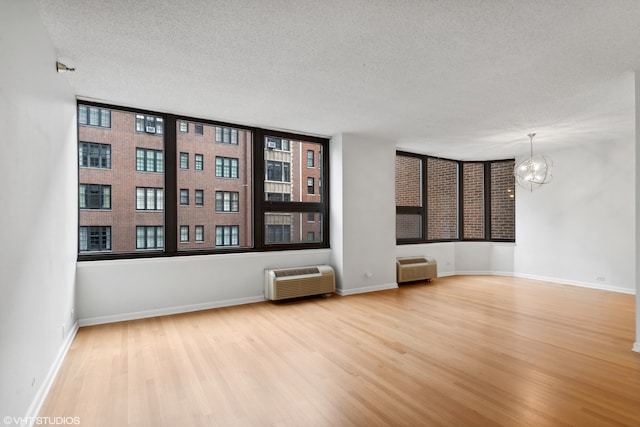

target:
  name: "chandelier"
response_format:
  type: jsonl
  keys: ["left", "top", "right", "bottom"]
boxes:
{"left": 514, "top": 133, "right": 553, "bottom": 191}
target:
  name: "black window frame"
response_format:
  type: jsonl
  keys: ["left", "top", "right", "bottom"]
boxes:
{"left": 79, "top": 226, "right": 111, "bottom": 252}
{"left": 136, "top": 114, "right": 164, "bottom": 135}
{"left": 79, "top": 142, "right": 111, "bottom": 169}
{"left": 194, "top": 153, "right": 203, "bottom": 171}
{"left": 180, "top": 225, "right": 189, "bottom": 242}
{"left": 136, "top": 187, "right": 164, "bottom": 211}
{"left": 180, "top": 152, "right": 189, "bottom": 169}
{"left": 180, "top": 189, "right": 189, "bottom": 206}
{"left": 136, "top": 148, "right": 164, "bottom": 172}
{"left": 136, "top": 226, "right": 164, "bottom": 250}
{"left": 307, "top": 149, "right": 314, "bottom": 167}
{"left": 77, "top": 101, "right": 330, "bottom": 261}
{"left": 215, "top": 191, "right": 239, "bottom": 212}
{"left": 195, "top": 189, "right": 204, "bottom": 206}
{"left": 396, "top": 150, "right": 515, "bottom": 245}
{"left": 78, "top": 106, "right": 111, "bottom": 128}
{"left": 215, "top": 156, "right": 239, "bottom": 178}
{"left": 79, "top": 184, "right": 111, "bottom": 210}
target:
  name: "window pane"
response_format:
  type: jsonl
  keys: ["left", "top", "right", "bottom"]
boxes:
{"left": 79, "top": 107, "right": 164, "bottom": 254}
{"left": 177, "top": 122, "right": 253, "bottom": 250}
{"left": 427, "top": 157, "right": 458, "bottom": 240}
{"left": 491, "top": 161, "right": 516, "bottom": 240}
{"left": 264, "top": 212, "right": 322, "bottom": 245}
{"left": 396, "top": 214, "right": 423, "bottom": 240}
{"left": 395, "top": 155, "right": 422, "bottom": 207}
{"left": 264, "top": 137, "right": 323, "bottom": 203}
{"left": 462, "top": 163, "right": 484, "bottom": 239}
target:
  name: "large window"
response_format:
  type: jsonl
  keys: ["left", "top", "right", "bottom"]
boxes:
{"left": 77, "top": 102, "right": 328, "bottom": 260}
{"left": 79, "top": 184, "right": 111, "bottom": 209}
{"left": 395, "top": 151, "right": 515, "bottom": 243}
{"left": 78, "top": 106, "right": 111, "bottom": 128}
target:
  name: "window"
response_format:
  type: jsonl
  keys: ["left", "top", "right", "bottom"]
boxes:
{"left": 136, "top": 187, "right": 164, "bottom": 210}
{"left": 215, "top": 157, "right": 239, "bottom": 178}
{"left": 78, "top": 102, "right": 328, "bottom": 260}
{"left": 307, "top": 212, "right": 315, "bottom": 222}
{"left": 180, "top": 152, "right": 189, "bottom": 169}
{"left": 79, "top": 142, "right": 111, "bottom": 169}
{"left": 266, "top": 224, "right": 291, "bottom": 244}
{"left": 307, "top": 150, "right": 314, "bottom": 167}
{"left": 136, "top": 226, "right": 163, "bottom": 249}
{"left": 195, "top": 189, "right": 204, "bottom": 206}
{"left": 215, "top": 127, "right": 239, "bottom": 144}
{"left": 136, "top": 114, "right": 164, "bottom": 134}
{"left": 216, "top": 225, "right": 239, "bottom": 246}
{"left": 265, "top": 136, "right": 289, "bottom": 151}
{"left": 215, "top": 191, "right": 239, "bottom": 212}
{"left": 195, "top": 226, "right": 204, "bottom": 242}
{"left": 307, "top": 231, "right": 315, "bottom": 241}
{"left": 266, "top": 193, "right": 291, "bottom": 202}
{"left": 266, "top": 161, "right": 290, "bottom": 182}
{"left": 307, "top": 177, "right": 314, "bottom": 194}
{"left": 180, "top": 226, "right": 189, "bottom": 242}
{"left": 79, "top": 226, "right": 111, "bottom": 252}
{"left": 180, "top": 189, "right": 189, "bottom": 205}
{"left": 136, "top": 148, "right": 164, "bottom": 172}
{"left": 395, "top": 151, "right": 515, "bottom": 243}
{"left": 79, "top": 184, "right": 111, "bottom": 209}
{"left": 78, "top": 105, "right": 111, "bottom": 128}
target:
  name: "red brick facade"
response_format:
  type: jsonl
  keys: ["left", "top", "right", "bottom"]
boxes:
{"left": 490, "top": 161, "right": 516, "bottom": 240}
{"left": 427, "top": 157, "right": 458, "bottom": 240}
{"left": 462, "top": 163, "right": 484, "bottom": 239}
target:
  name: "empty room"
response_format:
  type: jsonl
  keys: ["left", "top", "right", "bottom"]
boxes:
{"left": 1, "top": 1, "right": 640, "bottom": 426}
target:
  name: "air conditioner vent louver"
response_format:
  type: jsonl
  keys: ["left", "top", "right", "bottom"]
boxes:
{"left": 396, "top": 257, "right": 437, "bottom": 283}
{"left": 265, "top": 265, "right": 335, "bottom": 300}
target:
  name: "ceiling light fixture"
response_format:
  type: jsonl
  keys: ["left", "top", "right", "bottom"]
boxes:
{"left": 514, "top": 133, "right": 553, "bottom": 191}
{"left": 56, "top": 61, "right": 75, "bottom": 73}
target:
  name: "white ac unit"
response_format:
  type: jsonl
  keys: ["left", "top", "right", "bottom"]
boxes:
{"left": 265, "top": 265, "right": 335, "bottom": 300}
{"left": 267, "top": 141, "right": 277, "bottom": 149}
{"left": 146, "top": 126, "right": 156, "bottom": 133}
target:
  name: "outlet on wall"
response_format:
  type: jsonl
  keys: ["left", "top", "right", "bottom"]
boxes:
{"left": 596, "top": 276, "right": 606, "bottom": 282}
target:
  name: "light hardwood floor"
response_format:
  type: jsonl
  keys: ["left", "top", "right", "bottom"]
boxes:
{"left": 39, "top": 276, "right": 640, "bottom": 426}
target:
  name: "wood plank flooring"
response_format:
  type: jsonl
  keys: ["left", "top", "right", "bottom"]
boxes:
{"left": 39, "top": 276, "right": 640, "bottom": 426}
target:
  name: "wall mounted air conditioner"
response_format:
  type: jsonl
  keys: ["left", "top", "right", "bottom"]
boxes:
{"left": 265, "top": 265, "right": 335, "bottom": 300}
{"left": 267, "top": 141, "right": 277, "bottom": 149}
{"left": 145, "top": 126, "right": 156, "bottom": 133}
{"left": 396, "top": 257, "right": 437, "bottom": 283}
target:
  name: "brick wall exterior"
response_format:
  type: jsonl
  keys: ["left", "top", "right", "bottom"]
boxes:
{"left": 462, "top": 163, "right": 484, "bottom": 239}
{"left": 490, "top": 161, "right": 516, "bottom": 240}
{"left": 427, "top": 157, "right": 458, "bottom": 240}
{"left": 395, "top": 155, "right": 422, "bottom": 207}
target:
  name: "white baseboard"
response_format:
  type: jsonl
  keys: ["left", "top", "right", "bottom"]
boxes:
{"left": 633, "top": 342, "right": 640, "bottom": 353}
{"left": 453, "top": 270, "right": 514, "bottom": 277}
{"left": 513, "top": 273, "right": 635, "bottom": 295}
{"left": 24, "top": 321, "right": 79, "bottom": 426}
{"left": 78, "top": 296, "right": 266, "bottom": 327}
{"left": 336, "top": 282, "right": 398, "bottom": 296}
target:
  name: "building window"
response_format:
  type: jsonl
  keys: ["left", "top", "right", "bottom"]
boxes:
{"left": 307, "top": 150, "right": 314, "bottom": 167}
{"left": 179, "top": 121, "right": 188, "bottom": 133}
{"left": 195, "top": 225, "right": 204, "bottom": 242}
{"left": 216, "top": 225, "right": 239, "bottom": 246}
{"left": 266, "top": 193, "right": 291, "bottom": 202}
{"left": 136, "top": 226, "right": 164, "bottom": 249}
{"left": 266, "top": 225, "right": 291, "bottom": 244}
{"left": 180, "top": 189, "right": 189, "bottom": 205}
{"left": 180, "top": 225, "right": 189, "bottom": 242}
{"left": 307, "top": 177, "right": 314, "bottom": 194}
{"left": 135, "top": 114, "right": 164, "bottom": 134}
{"left": 215, "top": 191, "right": 239, "bottom": 212}
{"left": 195, "top": 189, "right": 204, "bottom": 206}
{"left": 180, "top": 152, "right": 189, "bottom": 169}
{"left": 427, "top": 157, "right": 458, "bottom": 240}
{"left": 136, "top": 148, "right": 163, "bottom": 172}
{"left": 307, "top": 212, "right": 315, "bottom": 222}
{"left": 194, "top": 124, "right": 203, "bottom": 136}
{"left": 194, "top": 154, "right": 203, "bottom": 171}
{"left": 79, "top": 226, "right": 111, "bottom": 252}
{"left": 266, "top": 161, "right": 290, "bottom": 182}
{"left": 79, "top": 142, "right": 111, "bottom": 169}
{"left": 265, "top": 136, "right": 289, "bottom": 151}
{"left": 78, "top": 105, "right": 111, "bottom": 128}
{"left": 215, "top": 126, "right": 239, "bottom": 144}
{"left": 307, "top": 231, "right": 315, "bottom": 241}
{"left": 136, "top": 187, "right": 164, "bottom": 210}
{"left": 79, "top": 184, "right": 111, "bottom": 209}
{"left": 215, "top": 157, "right": 239, "bottom": 178}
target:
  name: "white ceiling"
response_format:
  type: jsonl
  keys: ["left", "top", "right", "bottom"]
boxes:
{"left": 37, "top": 0, "right": 640, "bottom": 160}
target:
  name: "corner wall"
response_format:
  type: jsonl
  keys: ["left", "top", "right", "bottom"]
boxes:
{"left": 0, "top": 1, "right": 78, "bottom": 419}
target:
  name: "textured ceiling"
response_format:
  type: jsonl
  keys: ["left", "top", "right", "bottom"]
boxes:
{"left": 37, "top": 0, "right": 640, "bottom": 160}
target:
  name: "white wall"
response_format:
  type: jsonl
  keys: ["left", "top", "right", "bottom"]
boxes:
{"left": 635, "top": 71, "right": 640, "bottom": 353}
{"left": 330, "top": 134, "right": 397, "bottom": 294}
{"left": 514, "top": 138, "right": 635, "bottom": 294}
{"left": 77, "top": 249, "right": 331, "bottom": 325}
{"left": 0, "top": 0, "right": 78, "bottom": 419}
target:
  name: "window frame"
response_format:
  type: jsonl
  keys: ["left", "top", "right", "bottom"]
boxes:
{"left": 77, "top": 101, "right": 330, "bottom": 261}
{"left": 395, "top": 150, "right": 515, "bottom": 245}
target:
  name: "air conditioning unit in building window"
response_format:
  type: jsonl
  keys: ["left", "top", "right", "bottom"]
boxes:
{"left": 146, "top": 126, "right": 156, "bottom": 133}
{"left": 264, "top": 265, "right": 335, "bottom": 300}
{"left": 267, "top": 141, "right": 277, "bottom": 149}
